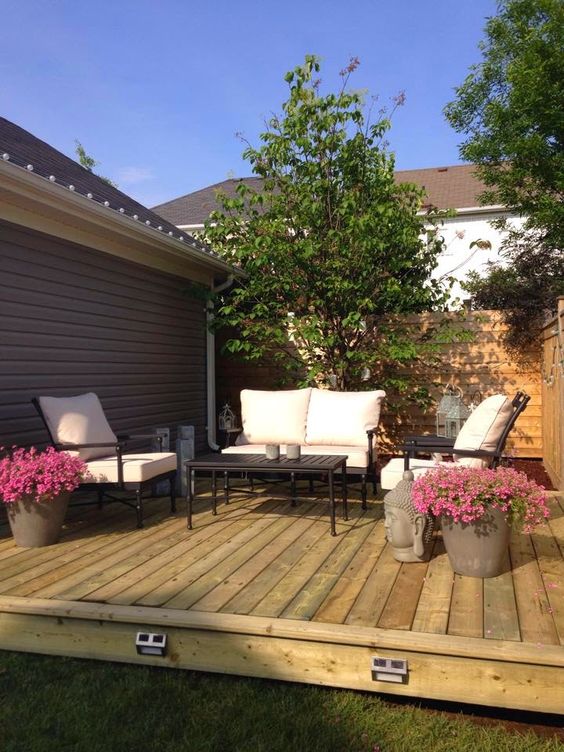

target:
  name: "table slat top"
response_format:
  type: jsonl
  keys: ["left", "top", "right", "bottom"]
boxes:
{"left": 186, "top": 453, "right": 347, "bottom": 472}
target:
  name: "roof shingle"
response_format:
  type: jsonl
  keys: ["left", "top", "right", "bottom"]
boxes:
{"left": 152, "top": 165, "right": 491, "bottom": 226}
{"left": 0, "top": 116, "right": 209, "bottom": 254}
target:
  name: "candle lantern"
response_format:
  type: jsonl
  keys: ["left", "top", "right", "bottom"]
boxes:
{"left": 436, "top": 385, "right": 469, "bottom": 438}
{"left": 218, "top": 403, "right": 237, "bottom": 432}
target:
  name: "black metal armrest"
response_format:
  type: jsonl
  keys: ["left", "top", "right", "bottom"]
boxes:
{"left": 116, "top": 433, "right": 165, "bottom": 451}
{"left": 56, "top": 441, "right": 126, "bottom": 487}
{"left": 404, "top": 434, "right": 456, "bottom": 447}
{"left": 56, "top": 441, "right": 123, "bottom": 450}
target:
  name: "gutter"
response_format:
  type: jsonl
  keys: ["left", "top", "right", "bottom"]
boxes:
{"left": 0, "top": 158, "right": 241, "bottom": 278}
{"left": 206, "top": 275, "right": 235, "bottom": 451}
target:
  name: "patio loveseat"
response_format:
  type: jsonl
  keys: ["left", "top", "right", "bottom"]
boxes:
{"left": 222, "top": 387, "right": 386, "bottom": 505}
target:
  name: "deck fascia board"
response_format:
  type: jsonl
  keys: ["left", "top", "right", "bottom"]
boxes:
{"left": 0, "top": 595, "right": 562, "bottom": 669}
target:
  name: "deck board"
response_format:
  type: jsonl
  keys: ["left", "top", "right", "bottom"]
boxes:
{"left": 0, "top": 487, "right": 562, "bottom": 714}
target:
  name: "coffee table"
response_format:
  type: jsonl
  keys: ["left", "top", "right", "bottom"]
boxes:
{"left": 185, "top": 453, "right": 348, "bottom": 536}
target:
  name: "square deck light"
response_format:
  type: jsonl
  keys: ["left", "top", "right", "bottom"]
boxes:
{"left": 135, "top": 632, "right": 167, "bottom": 656}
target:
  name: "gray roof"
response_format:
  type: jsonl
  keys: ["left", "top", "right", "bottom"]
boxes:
{"left": 152, "top": 165, "right": 491, "bottom": 226}
{"left": 0, "top": 116, "right": 214, "bottom": 258}
{"left": 153, "top": 177, "right": 264, "bottom": 226}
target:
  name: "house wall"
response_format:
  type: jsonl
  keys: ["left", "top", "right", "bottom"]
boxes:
{"left": 0, "top": 221, "right": 209, "bottom": 451}
{"left": 431, "top": 211, "right": 526, "bottom": 301}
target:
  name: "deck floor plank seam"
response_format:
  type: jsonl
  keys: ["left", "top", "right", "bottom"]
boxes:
{"left": 250, "top": 504, "right": 370, "bottom": 619}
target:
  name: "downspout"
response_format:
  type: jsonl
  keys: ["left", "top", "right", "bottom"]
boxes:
{"left": 206, "top": 275, "right": 235, "bottom": 450}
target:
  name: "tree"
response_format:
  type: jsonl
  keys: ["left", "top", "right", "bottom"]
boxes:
{"left": 75, "top": 140, "right": 118, "bottom": 188}
{"left": 205, "top": 56, "right": 455, "bottom": 393}
{"left": 445, "top": 0, "right": 564, "bottom": 351}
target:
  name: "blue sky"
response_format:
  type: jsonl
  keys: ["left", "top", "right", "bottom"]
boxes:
{"left": 1, "top": 0, "right": 495, "bottom": 207}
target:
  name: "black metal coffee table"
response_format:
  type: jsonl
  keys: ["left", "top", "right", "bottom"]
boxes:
{"left": 185, "top": 453, "right": 348, "bottom": 536}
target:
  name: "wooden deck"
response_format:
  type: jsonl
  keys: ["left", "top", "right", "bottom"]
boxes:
{"left": 0, "top": 481, "right": 562, "bottom": 713}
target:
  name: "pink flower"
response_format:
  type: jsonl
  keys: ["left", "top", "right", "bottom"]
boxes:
{"left": 412, "top": 465, "right": 549, "bottom": 532}
{"left": 0, "top": 446, "right": 86, "bottom": 504}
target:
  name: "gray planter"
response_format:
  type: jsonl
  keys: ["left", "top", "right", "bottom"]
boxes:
{"left": 441, "top": 506, "right": 511, "bottom": 578}
{"left": 7, "top": 493, "right": 70, "bottom": 547}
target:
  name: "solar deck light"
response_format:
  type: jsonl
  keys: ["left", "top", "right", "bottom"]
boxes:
{"left": 371, "top": 657, "right": 408, "bottom": 684}
{"left": 135, "top": 632, "right": 167, "bottom": 657}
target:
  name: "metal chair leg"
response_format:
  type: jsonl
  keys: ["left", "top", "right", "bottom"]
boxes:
{"left": 135, "top": 489, "right": 143, "bottom": 528}
{"left": 97, "top": 488, "right": 104, "bottom": 510}
{"left": 361, "top": 474, "right": 367, "bottom": 510}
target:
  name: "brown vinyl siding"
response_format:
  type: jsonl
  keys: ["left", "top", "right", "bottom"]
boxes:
{"left": 0, "top": 221, "right": 208, "bottom": 451}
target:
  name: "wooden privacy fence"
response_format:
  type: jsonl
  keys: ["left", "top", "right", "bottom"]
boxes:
{"left": 216, "top": 310, "right": 542, "bottom": 458}
{"left": 541, "top": 297, "right": 564, "bottom": 490}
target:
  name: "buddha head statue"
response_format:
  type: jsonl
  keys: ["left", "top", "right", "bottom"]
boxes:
{"left": 384, "top": 470, "right": 434, "bottom": 562}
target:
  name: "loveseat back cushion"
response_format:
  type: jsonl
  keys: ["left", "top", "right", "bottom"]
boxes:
{"left": 237, "top": 388, "right": 312, "bottom": 445}
{"left": 453, "top": 394, "right": 513, "bottom": 468}
{"left": 305, "top": 389, "right": 386, "bottom": 447}
{"left": 38, "top": 392, "right": 117, "bottom": 462}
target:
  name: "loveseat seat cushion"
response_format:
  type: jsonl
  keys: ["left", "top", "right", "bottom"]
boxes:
{"left": 305, "top": 389, "right": 386, "bottom": 447}
{"left": 223, "top": 443, "right": 368, "bottom": 470}
{"left": 236, "top": 388, "right": 312, "bottom": 445}
{"left": 453, "top": 394, "right": 512, "bottom": 468}
{"left": 85, "top": 452, "right": 177, "bottom": 484}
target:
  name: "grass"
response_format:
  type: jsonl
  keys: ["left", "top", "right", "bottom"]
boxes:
{"left": 0, "top": 652, "right": 562, "bottom": 752}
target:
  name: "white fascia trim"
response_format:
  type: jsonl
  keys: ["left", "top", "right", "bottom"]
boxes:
{"left": 0, "top": 160, "right": 240, "bottom": 277}
{"left": 177, "top": 223, "right": 206, "bottom": 231}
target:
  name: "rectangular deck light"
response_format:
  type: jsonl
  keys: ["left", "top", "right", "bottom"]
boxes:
{"left": 135, "top": 632, "right": 167, "bottom": 656}
{"left": 371, "top": 657, "right": 408, "bottom": 684}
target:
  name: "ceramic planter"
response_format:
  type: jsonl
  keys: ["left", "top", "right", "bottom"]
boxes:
{"left": 6, "top": 493, "right": 70, "bottom": 547}
{"left": 441, "top": 505, "right": 511, "bottom": 578}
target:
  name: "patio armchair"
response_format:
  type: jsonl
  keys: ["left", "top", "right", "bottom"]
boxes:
{"left": 380, "top": 391, "right": 530, "bottom": 490}
{"left": 32, "top": 392, "right": 177, "bottom": 528}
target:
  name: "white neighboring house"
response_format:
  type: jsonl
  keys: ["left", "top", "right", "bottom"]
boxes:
{"left": 153, "top": 164, "right": 524, "bottom": 302}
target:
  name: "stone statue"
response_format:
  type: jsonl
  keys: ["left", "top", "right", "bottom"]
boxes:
{"left": 384, "top": 470, "right": 435, "bottom": 562}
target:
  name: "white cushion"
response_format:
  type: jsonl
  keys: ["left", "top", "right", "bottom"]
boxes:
{"left": 380, "top": 457, "right": 445, "bottom": 490}
{"left": 85, "top": 453, "right": 177, "bottom": 484}
{"left": 223, "top": 443, "right": 368, "bottom": 470}
{"left": 38, "top": 393, "right": 117, "bottom": 461}
{"left": 305, "top": 389, "right": 386, "bottom": 447}
{"left": 454, "top": 394, "right": 513, "bottom": 468}
{"left": 237, "top": 388, "right": 312, "bottom": 445}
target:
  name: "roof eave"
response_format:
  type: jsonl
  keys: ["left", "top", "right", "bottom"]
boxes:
{"left": 0, "top": 159, "right": 242, "bottom": 279}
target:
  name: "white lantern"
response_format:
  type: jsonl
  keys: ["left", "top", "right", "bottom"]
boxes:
{"left": 218, "top": 403, "right": 237, "bottom": 431}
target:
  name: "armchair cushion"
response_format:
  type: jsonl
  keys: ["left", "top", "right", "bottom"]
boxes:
{"left": 453, "top": 394, "right": 513, "bottom": 468}
{"left": 38, "top": 392, "right": 117, "bottom": 462}
{"left": 381, "top": 457, "right": 443, "bottom": 490}
{"left": 305, "top": 389, "right": 386, "bottom": 447}
{"left": 85, "top": 452, "right": 177, "bottom": 484}
{"left": 236, "top": 388, "right": 312, "bottom": 445}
